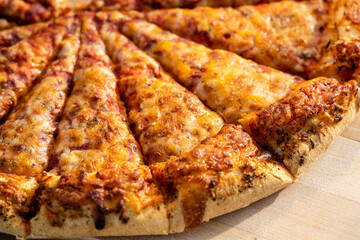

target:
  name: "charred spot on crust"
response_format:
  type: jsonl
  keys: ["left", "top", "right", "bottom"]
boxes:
{"left": 94, "top": 213, "right": 106, "bottom": 230}
{"left": 299, "top": 156, "right": 305, "bottom": 166}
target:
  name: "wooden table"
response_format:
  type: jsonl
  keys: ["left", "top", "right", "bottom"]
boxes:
{"left": 2, "top": 113, "right": 360, "bottom": 240}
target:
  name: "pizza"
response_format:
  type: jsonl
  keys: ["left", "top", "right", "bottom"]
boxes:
{"left": 0, "top": 0, "right": 358, "bottom": 238}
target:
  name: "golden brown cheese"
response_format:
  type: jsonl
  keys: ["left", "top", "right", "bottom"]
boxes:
{"left": 111, "top": 14, "right": 303, "bottom": 123}
{"left": 0, "top": 21, "right": 48, "bottom": 48}
{"left": 0, "top": 173, "right": 38, "bottom": 217}
{"left": 0, "top": 0, "right": 69, "bottom": 24}
{"left": 0, "top": 15, "right": 77, "bottom": 122}
{"left": 98, "top": 18, "right": 224, "bottom": 164}
{"left": 39, "top": 166, "right": 163, "bottom": 230}
{"left": 240, "top": 78, "right": 358, "bottom": 176}
{"left": 312, "top": 0, "right": 360, "bottom": 82}
{"left": 0, "top": 32, "right": 80, "bottom": 177}
{"left": 145, "top": 1, "right": 332, "bottom": 78}
{"left": 50, "top": 13, "right": 142, "bottom": 174}
{"left": 0, "top": 0, "right": 52, "bottom": 24}
{"left": 151, "top": 124, "right": 291, "bottom": 229}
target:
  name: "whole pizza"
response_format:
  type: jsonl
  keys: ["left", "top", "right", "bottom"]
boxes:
{"left": 0, "top": 0, "right": 358, "bottom": 238}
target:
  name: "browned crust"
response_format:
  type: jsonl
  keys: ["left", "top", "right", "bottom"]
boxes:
{"left": 240, "top": 78, "right": 359, "bottom": 176}
{"left": 151, "top": 124, "right": 293, "bottom": 231}
{"left": 29, "top": 166, "right": 167, "bottom": 238}
{"left": 0, "top": 173, "right": 38, "bottom": 236}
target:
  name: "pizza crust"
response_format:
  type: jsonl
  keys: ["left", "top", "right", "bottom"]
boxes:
{"left": 167, "top": 159, "right": 293, "bottom": 233}
{"left": 284, "top": 99, "right": 359, "bottom": 177}
{"left": 29, "top": 202, "right": 168, "bottom": 238}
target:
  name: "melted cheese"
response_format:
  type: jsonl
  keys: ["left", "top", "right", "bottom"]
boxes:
{"left": 145, "top": 1, "right": 332, "bottom": 78}
{"left": 0, "top": 33, "right": 80, "bottom": 177}
{"left": 115, "top": 15, "right": 303, "bottom": 123}
{"left": 99, "top": 18, "right": 224, "bottom": 164}
{"left": 0, "top": 15, "right": 77, "bottom": 121}
{"left": 0, "top": 21, "right": 48, "bottom": 48}
{"left": 0, "top": 0, "right": 51, "bottom": 24}
{"left": 50, "top": 14, "right": 142, "bottom": 174}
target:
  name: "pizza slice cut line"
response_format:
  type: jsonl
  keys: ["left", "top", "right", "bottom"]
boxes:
{"left": 97, "top": 14, "right": 225, "bottom": 165}
{"left": 107, "top": 12, "right": 304, "bottom": 124}
{"left": 0, "top": 28, "right": 80, "bottom": 177}
{"left": 30, "top": 13, "right": 169, "bottom": 238}
{"left": 0, "top": 21, "right": 49, "bottom": 48}
{"left": 0, "top": 14, "right": 78, "bottom": 122}
{"left": 143, "top": 0, "right": 333, "bottom": 79}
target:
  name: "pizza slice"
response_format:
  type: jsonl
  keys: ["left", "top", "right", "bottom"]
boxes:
{"left": 240, "top": 78, "right": 359, "bottom": 176}
{"left": 108, "top": 13, "right": 303, "bottom": 124}
{"left": 311, "top": 0, "right": 360, "bottom": 82}
{"left": 143, "top": 0, "right": 332, "bottom": 78}
{"left": 0, "top": 31, "right": 79, "bottom": 176}
{"left": 0, "top": 173, "right": 38, "bottom": 236}
{"left": 0, "top": 21, "right": 48, "bottom": 48}
{"left": 151, "top": 124, "right": 293, "bottom": 232}
{"left": 0, "top": 14, "right": 77, "bottom": 122}
{"left": 29, "top": 14, "right": 169, "bottom": 238}
{"left": 98, "top": 15, "right": 224, "bottom": 164}
{"left": 49, "top": 13, "right": 143, "bottom": 174}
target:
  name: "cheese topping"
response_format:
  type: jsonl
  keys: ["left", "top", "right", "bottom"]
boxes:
{"left": 99, "top": 18, "right": 224, "bottom": 164}
{"left": 50, "top": 13, "right": 142, "bottom": 174}
{"left": 114, "top": 15, "right": 303, "bottom": 123}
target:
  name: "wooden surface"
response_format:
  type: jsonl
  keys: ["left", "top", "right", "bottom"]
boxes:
{"left": 2, "top": 113, "right": 360, "bottom": 240}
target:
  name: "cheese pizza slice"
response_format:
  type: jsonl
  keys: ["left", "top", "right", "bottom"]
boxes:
{"left": 0, "top": 14, "right": 77, "bottom": 122}
{"left": 49, "top": 13, "right": 143, "bottom": 174}
{"left": 151, "top": 124, "right": 293, "bottom": 232}
{"left": 0, "top": 31, "right": 79, "bottom": 176}
{"left": 30, "top": 14, "right": 169, "bottom": 238}
{"left": 311, "top": 0, "right": 360, "bottom": 83}
{"left": 109, "top": 13, "right": 303, "bottom": 123}
{"left": 240, "top": 78, "right": 359, "bottom": 176}
{"left": 0, "top": 21, "right": 48, "bottom": 48}
{"left": 98, "top": 16, "right": 224, "bottom": 164}
{"left": 144, "top": 1, "right": 332, "bottom": 78}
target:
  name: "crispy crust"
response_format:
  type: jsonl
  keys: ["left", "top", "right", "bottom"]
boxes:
{"left": 151, "top": 124, "right": 293, "bottom": 231}
{"left": 167, "top": 165, "right": 292, "bottom": 233}
{"left": 0, "top": 1, "right": 358, "bottom": 239}
{"left": 240, "top": 78, "right": 359, "bottom": 176}
{"left": 29, "top": 203, "right": 168, "bottom": 238}
{"left": 30, "top": 167, "right": 168, "bottom": 238}
{"left": 0, "top": 174, "right": 38, "bottom": 236}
